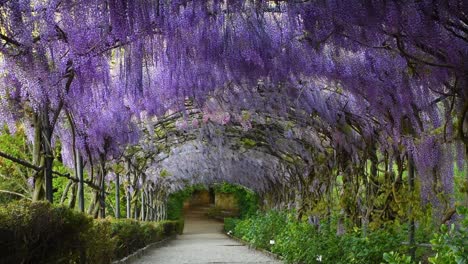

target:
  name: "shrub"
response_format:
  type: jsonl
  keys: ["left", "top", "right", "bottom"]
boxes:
{"left": 0, "top": 200, "right": 95, "bottom": 263}
{"left": 0, "top": 201, "right": 182, "bottom": 263}
{"left": 175, "top": 219, "right": 185, "bottom": 234}
{"left": 224, "top": 217, "right": 241, "bottom": 233}
{"left": 110, "top": 219, "right": 181, "bottom": 259}
{"left": 340, "top": 226, "right": 403, "bottom": 264}
{"left": 426, "top": 206, "right": 468, "bottom": 264}
{"left": 108, "top": 218, "right": 182, "bottom": 260}
{"left": 111, "top": 219, "right": 148, "bottom": 259}
{"left": 85, "top": 219, "right": 116, "bottom": 263}
{"left": 383, "top": 251, "right": 416, "bottom": 264}
{"left": 272, "top": 216, "right": 343, "bottom": 263}
{"left": 383, "top": 206, "right": 468, "bottom": 264}
{"left": 229, "top": 208, "right": 467, "bottom": 264}
{"left": 226, "top": 210, "right": 405, "bottom": 264}
{"left": 233, "top": 210, "right": 287, "bottom": 250}
{"left": 159, "top": 220, "right": 184, "bottom": 236}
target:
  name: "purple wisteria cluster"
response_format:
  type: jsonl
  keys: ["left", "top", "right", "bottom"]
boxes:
{"left": 0, "top": 1, "right": 466, "bottom": 218}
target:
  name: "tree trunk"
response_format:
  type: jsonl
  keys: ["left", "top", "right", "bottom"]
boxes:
{"left": 149, "top": 192, "right": 154, "bottom": 221}
{"left": 125, "top": 160, "right": 131, "bottom": 218}
{"left": 41, "top": 109, "right": 54, "bottom": 203}
{"left": 115, "top": 173, "right": 120, "bottom": 218}
{"left": 408, "top": 154, "right": 416, "bottom": 260}
{"left": 88, "top": 191, "right": 99, "bottom": 216}
{"left": 99, "top": 174, "right": 106, "bottom": 218}
{"left": 163, "top": 197, "right": 167, "bottom": 220}
{"left": 134, "top": 202, "right": 139, "bottom": 219}
{"left": 97, "top": 155, "right": 106, "bottom": 218}
{"left": 141, "top": 190, "right": 145, "bottom": 221}
{"left": 126, "top": 188, "right": 131, "bottom": 218}
{"left": 44, "top": 150, "right": 53, "bottom": 203}
{"left": 68, "top": 182, "right": 77, "bottom": 209}
{"left": 32, "top": 114, "right": 44, "bottom": 201}
{"left": 68, "top": 111, "right": 85, "bottom": 213}
{"left": 60, "top": 180, "right": 73, "bottom": 204}
{"left": 76, "top": 152, "right": 85, "bottom": 212}
{"left": 146, "top": 190, "right": 151, "bottom": 221}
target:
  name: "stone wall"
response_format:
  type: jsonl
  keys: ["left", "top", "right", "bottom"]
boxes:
{"left": 185, "top": 190, "right": 239, "bottom": 212}
{"left": 215, "top": 193, "right": 238, "bottom": 211}
{"left": 189, "top": 190, "right": 211, "bottom": 206}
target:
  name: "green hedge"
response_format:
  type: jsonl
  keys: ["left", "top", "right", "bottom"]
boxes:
{"left": 0, "top": 201, "right": 182, "bottom": 263}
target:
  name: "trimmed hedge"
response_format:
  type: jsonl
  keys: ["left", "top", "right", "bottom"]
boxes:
{"left": 110, "top": 218, "right": 183, "bottom": 259}
{"left": 0, "top": 201, "right": 182, "bottom": 263}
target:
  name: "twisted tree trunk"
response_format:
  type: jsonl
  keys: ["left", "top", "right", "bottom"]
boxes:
{"left": 68, "top": 183, "right": 77, "bottom": 209}
{"left": 32, "top": 114, "right": 45, "bottom": 201}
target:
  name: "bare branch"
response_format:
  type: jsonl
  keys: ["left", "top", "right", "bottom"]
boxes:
{"left": 52, "top": 170, "right": 109, "bottom": 194}
{"left": 0, "top": 189, "right": 31, "bottom": 200}
{"left": 0, "top": 150, "right": 41, "bottom": 171}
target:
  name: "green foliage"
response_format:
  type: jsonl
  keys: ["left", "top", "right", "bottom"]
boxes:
{"left": 0, "top": 201, "right": 181, "bottom": 263}
{"left": 240, "top": 137, "right": 257, "bottom": 148}
{"left": 383, "top": 252, "right": 416, "bottom": 264}
{"left": 428, "top": 207, "right": 468, "bottom": 264}
{"left": 340, "top": 226, "right": 403, "bottom": 264}
{"left": 104, "top": 184, "right": 126, "bottom": 218}
{"left": 110, "top": 219, "right": 149, "bottom": 259}
{"left": 383, "top": 206, "right": 468, "bottom": 264}
{"left": 109, "top": 218, "right": 180, "bottom": 259}
{"left": 224, "top": 217, "right": 241, "bottom": 233}
{"left": 233, "top": 210, "right": 287, "bottom": 250}
{"left": 175, "top": 219, "right": 185, "bottom": 234}
{"left": 227, "top": 210, "right": 405, "bottom": 264}
{"left": 0, "top": 200, "right": 100, "bottom": 263}
{"left": 166, "top": 184, "right": 205, "bottom": 220}
{"left": 0, "top": 127, "right": 31, "bottom": 203}
{"left": 159, "top": 219, "right": 184, "bottom": 235}
{"left": 84, "top": 219, "right": 116, "bottom": 264}
{"left": 272, "top": 215, "right": 343, "bottom": 263}
{"left": 166, "top": 190, "right": 190, "bottom": 220}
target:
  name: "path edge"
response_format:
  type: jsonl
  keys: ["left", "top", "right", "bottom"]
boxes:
{"left": 225, "top": 232, "right": 284, "bottom": 262}
{"left": 112, "top": 235, "right": 177, "bottom": 264}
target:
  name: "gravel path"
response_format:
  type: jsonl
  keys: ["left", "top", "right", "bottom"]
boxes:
{"left": 132, "top": 206, "right": 282, "bottom": 264}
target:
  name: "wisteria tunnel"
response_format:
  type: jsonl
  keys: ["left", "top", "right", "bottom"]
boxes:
{"left": 0, "top": 1, "right": 467, "bottom": 263}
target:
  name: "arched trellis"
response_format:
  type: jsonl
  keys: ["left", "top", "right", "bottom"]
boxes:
{"left": 0, "top": 2, "right": 465, "bottom": 258}
{"left": 101, "top": 90, "right": 410, "bottom": 230}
